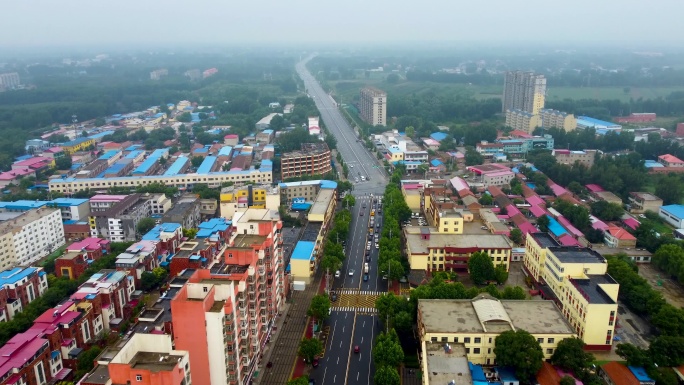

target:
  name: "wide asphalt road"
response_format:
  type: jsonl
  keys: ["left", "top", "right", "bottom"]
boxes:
{"left": 297, "top": 56, "right": 387, "bottom": 385}
{"left": 296, "top": 56, "right": 387, "bottom": 197}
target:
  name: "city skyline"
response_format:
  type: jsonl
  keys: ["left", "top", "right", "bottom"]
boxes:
{"left": 1, "top": 0, "right": 682, "bottom": 48}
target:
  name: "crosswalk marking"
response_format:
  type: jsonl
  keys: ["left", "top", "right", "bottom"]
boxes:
{"left": 330, "top": 307, "right": 378, "bottom": 314}
{"left": 337, "top": 289, "right": 383, "bottom": 295}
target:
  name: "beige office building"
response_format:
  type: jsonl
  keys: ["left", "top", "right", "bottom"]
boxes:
{"left": 540, "top": 109, "right": 577, "bottom": 131}
{"left": 502, "top": 71, "right": 546, "bottom": 114}
{"left": 359, "top": 87, "right": 387, "bottom": 126}
{"left": 505, "top": 109, "right": 541, "bottom": 133}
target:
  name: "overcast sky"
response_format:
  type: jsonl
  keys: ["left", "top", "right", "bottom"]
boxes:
{"left": 2, "top": 0, "right": 681, "bottom": 47}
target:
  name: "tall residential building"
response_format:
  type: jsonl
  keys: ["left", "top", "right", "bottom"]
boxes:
{"left": 171, "top": 208, "right": 284, "bottom": 385}
{"left": 0, "top": 207, "right": 65, "bottom": 269}
{"left": 502, "top": 71, "right": 546, "bottom": 114}
{"left": 524, "top": 233, "right": 619, "bottom": 350}
{"left": 280, "top": 143, "right": 332, "bottom": 179}
{"left": 81, "top": 334, "right": 191, "bottom": 385}
{"left": 0, "top": 72, "right": 21, "bottom": 90}
{"left": 359, "top": 87, "right": 387, "bottom": 126}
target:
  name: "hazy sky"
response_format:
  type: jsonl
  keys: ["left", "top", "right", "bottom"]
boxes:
{"left": 2, "top": 0, "right": 681, "bottom": 47}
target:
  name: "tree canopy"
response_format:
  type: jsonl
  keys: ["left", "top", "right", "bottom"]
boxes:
{"left": 493, "top": 330, "right": 544, "bottom": 381}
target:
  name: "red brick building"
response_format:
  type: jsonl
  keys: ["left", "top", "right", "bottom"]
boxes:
{"left": 55, "top": 238, "right": 111, "bottom": 280}
{"left": 0, "top": 267, "right": 49, "bottom": 322}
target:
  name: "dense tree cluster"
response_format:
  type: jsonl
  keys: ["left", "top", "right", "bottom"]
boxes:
{"left": 373, "top": 330, "right": 403, "bottom": 385}
{"left": 607, "top": 256, "right": 684, "bottom": 339}
{"left": 493, "top": 330, "right": 544, "bottom": 380}
{"left": 377, "top": 170, "right": 412, "bottom": 281}
{"left": 467, "top": 251, "right": 507, "bottom": 285}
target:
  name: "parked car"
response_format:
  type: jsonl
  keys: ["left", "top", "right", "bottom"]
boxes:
{"left": 363, "top": 273, "right": 369, "bottom": 282}
{"left": 354, "top": 346, "right": 360, "bottom": 354}
{"left": 312, "top": 358, "right": 319, "bottom": 368}
{"left": 348, "top": 269, "right": 355, "bottom": 276}
{"left": 335, "top": 270, "right": 341, "bottom": 278}
{"left": 331, "top": 292, "right": 338, "bottom": 301}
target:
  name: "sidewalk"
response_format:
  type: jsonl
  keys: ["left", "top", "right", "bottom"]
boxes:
{"left": 253, "top": 269, "right": 324, "bottom": 384}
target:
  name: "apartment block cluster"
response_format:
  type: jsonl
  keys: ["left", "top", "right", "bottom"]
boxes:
{"left": 503, "top": 70, "right": 579, "bottom": 134}
{"left": 0, "top": 201, "right": 287, "bottom": 385}
{"left": 475, "top": 130, "right": 554, "bottom": 159}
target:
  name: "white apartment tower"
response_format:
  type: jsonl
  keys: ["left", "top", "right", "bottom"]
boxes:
{"left": 503, "top": 71, "right": 547, "bottom": 115}
{"left": 360, "top": 87, "right": 387, "bottom": 126}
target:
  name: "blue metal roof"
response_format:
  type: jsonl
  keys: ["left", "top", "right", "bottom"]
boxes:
{"left": 429, "top": 132, "right": 448, "bottom": 142}
{"left": 430, "top": 159, "right": 443, "bottom": 167}
{"left": 577, "top": 116, "right": 621, "bottom": 128}
{"left": 546, "top": 215, "right": 567, "bottom": 237}
{"left": 142, "top": 223, "right": 182, "bottom": 240}
{"left": 628, "top": 367, "right": 653, "bottom": 382}
{"left": 62, "top": 137, "right": 93, "bottom": 147}
{"left": 0, "top": 267, "right": 39, "bottom": 287}
{"left": 103, "top": 163, "right": 127, "bottom": 175}
{"left": 163, "top": 157, "right": 189, "bottom": 176}
{"left": 125, "top": 144, "right": 142, "bottom": 152}
{"left": 661, "top": 205, "right": 684, "bottom": 220}
{"left": 98, "top": 150, "right": 120, "bottom": 160}
{"left": 124, "top": 150, "right": 145, "bottom": 159}
{"left": 88, "top": 131, "right": 115, "bottom": 140}
{"left": 291, "top": 241, "right": 316, "bottom": 261}
{"left": 132, "top": 148, "right": 168, "bottom": 175}
{"left": 218, "top": 146, "right": 233, "bottom": 157}
{"left": 196, "top": 218, "right": 230, "bottom": 238}
{"left": 197, "top": 156, "right": 217, "bottom": 174}
{"left": 0, "top": 200, "right": 48, "bottom": 210}
{"left": 51, "top": 198, "right": 89, "bottom": 207}
{"left": 320, "top": 180, "right": 337, "bottom": 189}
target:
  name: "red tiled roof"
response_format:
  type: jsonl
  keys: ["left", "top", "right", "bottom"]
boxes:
{"left": 601, "top": 362, "right": 640, "bottom": 385}
{"left": 659, "top": 154, "right": 684, "bottom": 164}
{"left": 537, "top": 362, "right": 561, "bottom": 385}
{"left": 606, "top": 226, "right": 636, "bottom": 240}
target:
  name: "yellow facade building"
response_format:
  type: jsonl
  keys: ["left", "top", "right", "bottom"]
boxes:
{"left": 540, "top": 109, "right": 577, "bottom": 132}
{"left": 505, "top": 109, "right": 541, "bottom": 133}
{"left": 219, "top": 184, "right": 280, "bottom": 219}
{"left": 524, "top": 233, "right": 619, "bottom": 350}
{"left": 418, "top": 296, "right": 575, "bottom": 366}
{"left": 61, "top": 137, "right": 96, "bottom": 155}
{"left": 405, "top": 227, "right": 512, "bottom": 273}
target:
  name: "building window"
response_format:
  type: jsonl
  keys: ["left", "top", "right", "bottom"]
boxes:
{"left": 474, "top": 348, "right": 480, "bottom": 354}
{"left": 453, "top": 337, "right": 458, "bottom": 343}
{"left": 441, "top": 337, "right": 448, "bottom": 342}
{"left": 136, "top": 374, "right": 143, "bottom": 381}
{"left": 203, "top": 287, "right": 208, "bottom": 293}
{"left": 464, "top": 337, "right": 471, "bottom": 343}
{"left": 547, "top": 338, "right": 554, "bottom": 344}
{"left": 537, "top": 338, "right": 543, "bottom": 344}
{"left": 474, "top": 337, "right": 481, "bottom": 343}
{"left": 431, "top": 337, "right": 437, "bottom": 342}
{"left": 465, "top": 348, "right": 470, "bottom": 354}
{"left": 546, "top": 348, "right": 554, "bottom": 354}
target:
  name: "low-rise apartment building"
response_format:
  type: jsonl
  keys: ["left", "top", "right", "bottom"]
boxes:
{"left": 418, "top": 295, "right": 575, "bottom": 366}
{"left": 281, "top": 142, "right": 332, "bottom": 179}
{"left": 70, "top": 270, "right": 136, "bottom": 333}
{"left": 505, "top": 109, "right": 540, "bottom": 133}
{"left": 115, "top": 240, "right": 162, "bottom": 286}
{"left": 161, "top": 194, "right": 201, "bottom": 230}
{"left": 89, "top": 194, "right": 151, "bottom": 242}
{"left": 540, "top": 109, "right": 577, "bottom": 131}
{"left": 405, "top": 227, "right": 512, "bottom": 273}
{"left": 48, "top": 167, "right": 273, "bottom": 193}
{"left": 476, "top": 135, "right": 554, "bottom": 157}
{"left": 628, "top": 192, "right": 663, "bottom": 214}
{"left": 552, "top": 149, "right": 599, "bottom": 168}
{"left": 0, "top": 207, "right": 65, "bottom": 269}
{"left": 524, "top": 233, "right": 619, "bottom": 350}
{"left": 0, "top": 267, "right": 48, "bottom": 322}
{"left": 55, "top": 237, "right": 111, "bottom": 280}
{"left": 81, "top": 334, "right": 191, "bottom": 385}
{"left": 466, "top": 164, "right": 515, "bottom": 187}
